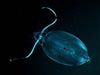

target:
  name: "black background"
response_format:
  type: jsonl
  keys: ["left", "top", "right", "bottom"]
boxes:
{"left": 9, "top": 0, "right": 100, "bottom": 75}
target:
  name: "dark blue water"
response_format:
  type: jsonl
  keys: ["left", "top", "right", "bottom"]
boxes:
{"left": 9, "top": 0, "right": 100, "bottom": 75}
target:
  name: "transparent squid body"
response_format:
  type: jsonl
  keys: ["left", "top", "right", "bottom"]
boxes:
{"left": 34, "top": 30, "right": 90, "bottom": 66}
{"left": 10, "top": 7, "right": 90, "bottom": 66}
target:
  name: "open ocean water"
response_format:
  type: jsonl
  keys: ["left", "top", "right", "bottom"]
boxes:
{"left": 9, "top": 0, "right": 100, "bottom": 75}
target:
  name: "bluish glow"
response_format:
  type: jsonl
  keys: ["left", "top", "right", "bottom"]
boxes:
{"left": 10, "top": 7, "right": 90, "bottom": 66}
{"left": 25, "top": 7, "right": 57, "bottom": 59}
{"left": 25, "top": 35, "right": 42, "bottom": 58}
{"left": 77, "top": 40, "right": 87, "bottom": 51}
{"left": 41, "top": 30, "right": 90, "bottom": 66}
{"left": 9, "top": 7, "right": 57, "bottom": 62}
{"left": 40, "top": 7, "right": 57, "bottom": 35}
{"left": 78, "top": 57, "right": 87, "bottom": 65}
